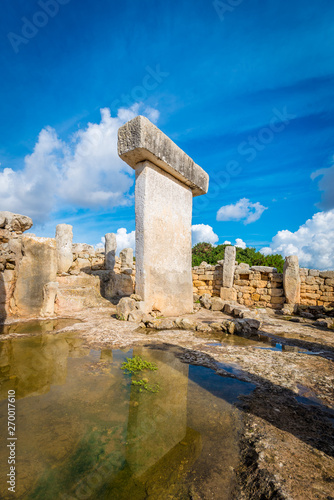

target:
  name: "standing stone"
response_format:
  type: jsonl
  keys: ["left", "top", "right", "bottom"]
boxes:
{"left": 283, "top": 255, "right": 301, "bottom": 304}
{"left": 56, "top": 224, "right": 73, "bottom": 274}
{"left": 118, "top": 115, "right": 209, "bottom": 316}
{"left": 105, "top": 233, "right": 117, "bottom": 270}
{"left": 223, "top": 246, "right": 236, "bottom": 288}
{"left": 120, "top": 247, "right": 133, "bottom": 273}
{"left": 40, "top": 282, "right": 59, "bottom": 317}
{"left": 13, "top": 236, "right": 58, "bottom": 316}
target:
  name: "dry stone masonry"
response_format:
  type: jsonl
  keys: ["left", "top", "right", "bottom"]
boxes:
{"left": 118, "top": 115, "right": 209, "bottom": 316}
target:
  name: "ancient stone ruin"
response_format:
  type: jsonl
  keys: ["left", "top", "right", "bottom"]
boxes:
{"left": 118, "top": 115, "right": 209, "bottom": 315}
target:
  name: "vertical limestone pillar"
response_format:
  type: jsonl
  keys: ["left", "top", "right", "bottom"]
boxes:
{"left": 220, "top": 246, "right": 237, "bottom": 301}
{"left": 118, "top": 116, "right": 209, "bottom": 315}
{"left": 105, "top": 232, "right": 117, "bottom": 270}
{"left": 283, "top": 255, "right": 301, "bottom": 304}
{"left": 55, "top": 224, "right": 73, "bottom": 274}
{"left": 120, "top": 247, "right": 133, "bottom": 273}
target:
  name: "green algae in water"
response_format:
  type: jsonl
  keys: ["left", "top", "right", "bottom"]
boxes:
{"left": 121, "top": 355, "right": 158, "bottom": 374}
{"left": 0, "top": 335, "right": 256, "bottom": 499}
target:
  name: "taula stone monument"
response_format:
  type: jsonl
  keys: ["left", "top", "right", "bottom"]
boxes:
{"left": 118, "top": 115, "right": 209, "bottom": 315}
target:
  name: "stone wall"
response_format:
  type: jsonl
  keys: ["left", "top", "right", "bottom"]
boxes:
{"left": 299, "top": 269, "right": 334, "bottom": 307}
{"left": 192, "top": 261, "right": 334, "bottom": 309}
{"left": 192, "top": 262, "right": 285, "bottom": 309}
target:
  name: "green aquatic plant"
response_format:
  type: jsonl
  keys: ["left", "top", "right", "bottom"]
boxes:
{"left": 121, "top": 355, "right": 158, "bottom": 375}
{"left": 131, "top": 379, "right": 160, "bottom": 393}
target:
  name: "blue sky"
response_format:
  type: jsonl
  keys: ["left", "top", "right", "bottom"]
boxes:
{"left": 0, "top": 0, "right": 334, "bottom": 268}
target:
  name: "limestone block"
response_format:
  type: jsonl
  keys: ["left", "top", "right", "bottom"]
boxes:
{"left": 270, "top": 296, "right": 285, "bottom": 304}
{"left": 120, "top": 247, "right": 133, "bottom": 273}
{"left": 220, "top": 287, "right": 237, "bottom": 301}
{"left": 14, "top": 236, "right": 57, "bottom": 316}
{"left": 116, "top": 297, "right": 137, "bottom": 320}
{"left": 223, "top": 246, "right": 236, "bottom": 288}
{"left": 325, "top": 279, "right": 334, "bottom": 286}
{"left": 319, "top": 271, "right": 334, "bottom": 279}
{"left": 72, "top": 243, "right": 95, "bottom": 255}
{"left": 118, "top": 115, "right": 209, "bottom": 197}
{"left": 56, "top": 224, "right": 73, "bottom": 274}
{"left": 0, "top": 229, "right": 11, "bottom": 243}
{"left": 283, "top": 255, "right": 301, "bottom": 304}
{"left": 40, "top": 282, "right": 59, "bottom": 317}
{"left": 0, "top": 211, "right": 33, "bottom": 233}
{"left": 250, "top": 266, "right": 277, "bottom": 273}
{"left": 104, "top": 272, "right": 134, "bottom": 299}
{"left": 134, "top": 161, "right": 193, "bottom": 315}
{"left": 104, "top": 233, "right": 117, "bottom": 270}
{"left": 269, "top": 288, "right": 284, "bottom": 297}
{"left": 211, "top": 297, "right": 225, "bottom": 311}
{"left": 309, "top": 269, "right": 320, "bottom": 277}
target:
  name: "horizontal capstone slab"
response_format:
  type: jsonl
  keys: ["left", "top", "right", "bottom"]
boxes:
{"left": 118, "top": 115, "right": 209, "bottom": 196}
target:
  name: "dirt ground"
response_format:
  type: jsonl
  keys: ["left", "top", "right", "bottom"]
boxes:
{"left": 2, "top": 303, "right": 334, "bottom": 499}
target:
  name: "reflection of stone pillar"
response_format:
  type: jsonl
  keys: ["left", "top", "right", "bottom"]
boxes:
{"left": 40, "top": 281, "right": 59, "bottom": 317}
{"left": 105, "top": 233, "right": 117, "bottom": 271}
{"left": 283, "top": 255, "right": 300, "bottom": 304}
{"left": 118, "top": 116, "right": 209, "bottom": 316}
{"left": 126, "top": 348, "right": 189, "bottom": 476}
{"left": 56, "top": 224, "right": 73, "bottom": 274}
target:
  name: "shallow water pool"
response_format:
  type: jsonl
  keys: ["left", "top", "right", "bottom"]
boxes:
{"left": 0, "top": 331, "right": 255, "bottom": 499}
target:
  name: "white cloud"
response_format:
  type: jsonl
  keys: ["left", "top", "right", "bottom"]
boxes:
{"left": 217, "top": 198, "right": 268, "bottom": 224}
{"left": 235, "top": 238, "right": 247, "bottom": 249}
{"left": 311, "top": 160, "right": 334, "bottom": 210}
{"left": 191, "top": 224, "right": 219, "bottom": 246}
{"left": 95, "top": 228, "right": 136, "bottom": 255}
{"left": 261, "top": 210, "right": 334, "bottom": 270}
{"left": 0, "top": 103, "right": 158, "bottom": 224}
{"left": 223, "top": 240, "right": 232, "bottom": 245}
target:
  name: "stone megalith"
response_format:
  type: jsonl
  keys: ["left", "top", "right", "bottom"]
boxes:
{"left": 120, "top": 247, "right": 133, "bottom": 273}
{"left": 40, "top": 282, "right": 59, "bottom": 317}
{"left": 105, "top": 233, "right": 117, "bottom": 270}
{"left": 223, "top": 246, "right": 236, "bottom": 288}
{"left": 56, "top": 224, "right": 73, "bottom": 273}
{"left": 56, "top": 224, "right": 73, "bottom": 274}
{"left": 118, "top": 115, "right": 209, "bottom": 315}
{"left": 13, "top": 236, "right": 58, "bottom": 316}
{"left": 283, "top": 255, "right": 301, "bottom": 304}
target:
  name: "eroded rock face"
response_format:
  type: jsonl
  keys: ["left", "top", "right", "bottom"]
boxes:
{"left": 56, "top": 224, "right": 73, "bottom": 274}
{"left": 116, "top": 297, "right": 137, "bottom": 320}
{"left": 283, "top": 256, "right": 300, "bottom": 304}
{"left": 13, "top": 236, "right": 57, "bottom": 316}
{"left": 40, "top": 282, "right": 59, "bottom": 317}
{"left": 120, "top": 247, "right": 133, "bottom": 273}
{"left": 0, "top": 211, "right": 33, "bottom": 234}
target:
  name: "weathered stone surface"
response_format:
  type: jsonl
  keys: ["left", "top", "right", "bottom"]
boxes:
{"left": 130, "top": 293, "right": 143, "bottom": 301}
{"left": 200, "top": 294, "right": 212, "bottom": 309}
{"left": 0, "top": 211, "right": 33, "bottom": 233}
{"left": 134, "top": 161, "right": 194, "bottom": 315}
{"left": 104, "top": 273, "right": 134, "bottom": 299}
{"left": 0, "top": 270, "right": 15, "bottom": 318}
{"left": 146, "top": 318, "right": 176, "bottom": 330}
{"left": 220, "top": 287, "right": 237, "bottom": 301}
{"left": 319, "top": 271, "right": 334, "bottom": 279}
{"left": 56, "top": 224, "right": 73, "bottom": 274}
{"left": 210, "top": 297, "right": 225, "bottom": 311}
{"left": 120, "top": 247, "right": 133, "bottom": 272}
{"left": 40, "top": 282, "right": 59, "bottom": 317}
{"left": 72, "top": 243, "right": 95, "bottom": 255}
{"left": 128, "top": 310, "right": 145, "bottom": 322}
{"left": 174, "top": 317, "right": 197, "bottom": 330}
{"left": 118, "top": 115, "right": 209, "bottom": 197}
{"left": 116, "top": 297, "right": 137, "bottom": 320}
{"left": 14, "top": 236, "right": 57, "bottom": 316}
{"left": 223, "top": 246, "right": 236, "bottom": 288}
{"left": 105, "top": 233, "right": 117, "bottom": 270}
{"left": 251, "top": 266, "right": 277, "bottom": 273}
{"left": 0, "top": 229, "right": 11, "bottom": 243}
{"left": 283, "top": 255, "right": 301, "bottom": 304}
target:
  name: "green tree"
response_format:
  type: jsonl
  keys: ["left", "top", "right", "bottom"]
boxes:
{"left": 192, "top": 243, "right": 285, "bottom": 272}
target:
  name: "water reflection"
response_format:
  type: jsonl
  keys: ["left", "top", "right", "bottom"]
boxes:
{"left": 0, "top": 332, "right": 255, "bottom": 499}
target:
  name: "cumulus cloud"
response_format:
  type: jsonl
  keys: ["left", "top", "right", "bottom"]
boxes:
{"left": 311, "top": 160, "right": 334, "bottom": 210}
{"left": 235, "top": 238, "right": 247, "bottom": 249}
{"left": 191, "top": 224, "right": 219, "bottom": 246}
{"left": 216, "top": 198, "right": 268, "bottom": 224}
{"left": 261, "top": 210, "right": 334, "bottom": 270}
{"left": 0, "top": 103, "right": 157, "bottom": 224}
{"left": 95, "top": 228, "right": 136, "bottom": 255}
